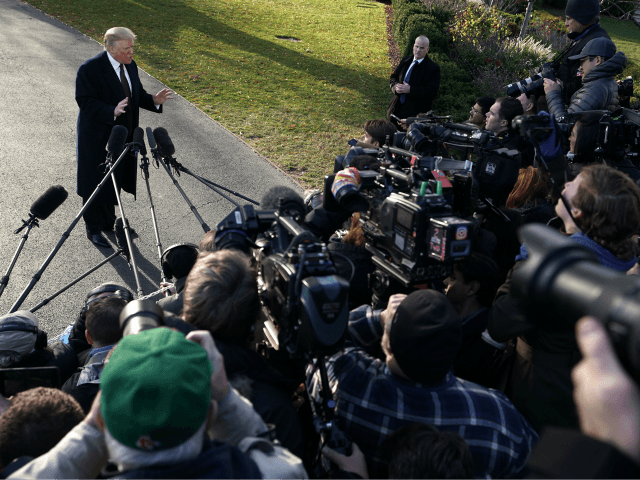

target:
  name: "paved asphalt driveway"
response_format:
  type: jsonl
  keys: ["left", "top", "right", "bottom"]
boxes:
{"left": 0, "top": 0, "right": 301, "bottom": 335}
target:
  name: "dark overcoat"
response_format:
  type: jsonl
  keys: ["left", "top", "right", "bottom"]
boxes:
{"left": 387, "top": 54, "right": 441, "bottom": 120}
{"left": 75, "top": 51, "right": 161, "bottom": 203}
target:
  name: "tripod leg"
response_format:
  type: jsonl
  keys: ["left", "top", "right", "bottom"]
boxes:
{"left": 111, "top": 173, "right": 144, "bottom": 297}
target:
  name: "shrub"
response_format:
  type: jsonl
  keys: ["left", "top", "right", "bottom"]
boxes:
{"left": 391, "top": 0, "right": 482, "bottom": 121}
{"left": 455, "top": 35, "right": 553, "bottom": 97}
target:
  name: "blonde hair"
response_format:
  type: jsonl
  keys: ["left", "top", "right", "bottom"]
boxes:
{"left": 104, "top": 27, "right": 136, "bottom": 49}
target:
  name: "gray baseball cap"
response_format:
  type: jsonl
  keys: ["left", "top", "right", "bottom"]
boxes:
{"left": 568, "top": 37, "right": 616, "bottom": 61}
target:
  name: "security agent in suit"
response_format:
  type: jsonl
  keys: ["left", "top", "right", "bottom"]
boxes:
{"left": 388, "top": 35, "right": 441, "bottom": 128}
{"left": 75, "top": 27, "right": 173, "bottom": 248}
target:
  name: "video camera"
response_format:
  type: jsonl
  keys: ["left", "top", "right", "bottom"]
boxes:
{"left": 214, "top": 203, "right": 350, "bottom": 359}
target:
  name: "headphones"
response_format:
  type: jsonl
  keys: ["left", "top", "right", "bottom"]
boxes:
{"left": 82, "top": 283, "right": 134, "bottom": 317}
{"left": 161, "top": 243, "right": 199, "bottom": 280}
{"left": 0, "top": 321, "right": 47, "bottom": 350}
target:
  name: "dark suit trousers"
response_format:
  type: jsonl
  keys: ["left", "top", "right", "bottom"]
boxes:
{"left": 83, "top": 197, "right": 116, "bottom": 235}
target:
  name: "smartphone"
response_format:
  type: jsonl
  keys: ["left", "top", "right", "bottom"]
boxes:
{"left": 0, "top": 367, "right": 61, "bottom": 397}
{"left": 347, "top": 138, "right": 358, "bottom": 147}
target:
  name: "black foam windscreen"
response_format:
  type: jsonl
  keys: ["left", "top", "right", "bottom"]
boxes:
{"left": 259, "top": 186, "right": 306, "bottom": 218}
{"left": 107, "top": 125, "right": 129, "bottom": 157}
{"left": 152, "top": 127, "right": 175, "bottom": 157}
{"left": 30, "top": 185, "right": 68, "bottom": 220}
{"left": 133, "top": 127, "right": 147, "bottom": 155}
{"left": 146, "top": 127, "right": 157, "bottom": 150}
{"left": 115, "top": 217, "right": 130, "bottom": 261}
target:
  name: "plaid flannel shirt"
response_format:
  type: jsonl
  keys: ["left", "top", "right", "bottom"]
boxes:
{"left": 308, "top": 305, "right": 538, "bottom": 479}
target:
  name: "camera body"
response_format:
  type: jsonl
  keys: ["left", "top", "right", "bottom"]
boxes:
{"left": 216, "top": 205, "right": 350, "bottom": 359}
{"left": 361, "top": 188, "right": 474, "bottom": 288}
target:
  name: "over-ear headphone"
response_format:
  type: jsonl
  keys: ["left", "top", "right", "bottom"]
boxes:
{"left": 0, "top": 322, "right": 47, "bottom": 350}
{"left": 82, "top": 283, "right": 134, "bottom": 317}
{"left": 161, "top": 243, "right": 199, "bottom": 280}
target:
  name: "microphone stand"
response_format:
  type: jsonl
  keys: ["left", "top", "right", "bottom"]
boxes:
{"left": 139, "top": 151, "right": 168, "bottom": 284}
{"left": 0, "top": 216, "right": 40, "bottom": 299}
{"left": 150, "top": 147, "right": 211, "bottom": 233}
{"left": 9, "top": 146, "right": 133, "bottom": 312}
{"left": 109, "top": 147, "right": 144, "bottom": 298}
{"left": 163, "top": 156, "right": 258, "bottom": 207}
{"left": 29, "top": 249, "right": 124, "bottom": 313}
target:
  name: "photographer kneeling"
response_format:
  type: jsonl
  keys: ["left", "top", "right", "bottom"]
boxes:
{"left": 545, "top": 38, "right": 626, "bottom": 119}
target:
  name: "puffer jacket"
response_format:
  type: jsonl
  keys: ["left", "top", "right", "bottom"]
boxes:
{"left": 547, "top": 51, "right": 627, "bottom": 119}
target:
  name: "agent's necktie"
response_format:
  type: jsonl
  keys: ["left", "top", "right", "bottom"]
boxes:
{"left": 400, "top": 60, "right": 418, "bottom": 104}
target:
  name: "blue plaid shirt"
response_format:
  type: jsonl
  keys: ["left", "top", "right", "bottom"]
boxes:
{"left": 308, "top": 305, "right": 538, "bottom": 479}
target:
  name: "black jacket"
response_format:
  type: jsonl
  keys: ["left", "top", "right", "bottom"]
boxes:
{"left": 75, "top": 51, "right": 161, "bottom": 203}
{"left": 388, "top": 55, "right": 441, "bottom": 120}
{"left": 556, "top": 23, "right": 611, "bottom": 101}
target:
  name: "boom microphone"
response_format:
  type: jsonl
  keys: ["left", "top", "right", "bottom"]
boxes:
{"left": 115, "top": 218, "right": 131, "bottom": 265}
{"left": 152, "top": 127, "right": 175, "bottom": 157}
{"left": 30, "top": 185, "right": 68, "bottom": 220}
{"left": 107, "top": 125, "right": 129, "bottom": 159}
{"left": 259, "top": 186, "right": 307, "bottom": 219}
{"left": 132, "top": 127, "right": 147, "bottom": 156}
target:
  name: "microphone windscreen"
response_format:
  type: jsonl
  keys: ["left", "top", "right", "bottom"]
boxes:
{"left": 115, "top": 218, "right": 130, "bottom": 260}
{"left": 152, "top": 127, "right": 175, "bottom": 157}
{"left": 107, "top": 125, "right": 129, "bottom": 157}
{"left": 133, "top": 127, "right": 147, "bottom": 155}
{"left": 259, "top": 186, "right": 306, "bottom": 218}
{"left": 146, "top": 127, "right": 157, "bottom": 149}
{"left": 30, "top": 185, "right": 68, "bottom": 220}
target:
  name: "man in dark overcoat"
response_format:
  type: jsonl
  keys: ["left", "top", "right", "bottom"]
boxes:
{"left": 556, "top": 0, "right": 610, "bottom": 101}
{"left": 387, "top": 35, "right": 441, "bottom": 128}
{"left": 76, "top": 27, "right": 172, "bottom": 247}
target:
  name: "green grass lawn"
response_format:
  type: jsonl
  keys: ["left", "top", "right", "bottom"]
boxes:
{"left": 23, "top": 0, "right": 392, "bottom": 188}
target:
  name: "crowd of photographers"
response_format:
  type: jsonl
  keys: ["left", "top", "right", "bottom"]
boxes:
{"left": 1, "top": 0, "right": 640, "bottom": 478}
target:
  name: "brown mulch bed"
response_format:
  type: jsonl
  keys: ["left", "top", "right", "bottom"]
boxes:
{"left": 384, "top": 2, "right": 403, "bottom": 69}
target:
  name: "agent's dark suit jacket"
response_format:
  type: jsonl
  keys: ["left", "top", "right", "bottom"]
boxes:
{"left": 388, "top": 54, "right": 441, "bottom": 120}
{"left": 75, "top": 51, "right": 161, "bottom": 203}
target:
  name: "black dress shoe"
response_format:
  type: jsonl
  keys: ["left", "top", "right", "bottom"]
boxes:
{"left": 87, "top": 233, "right": 110, "bottom": 248}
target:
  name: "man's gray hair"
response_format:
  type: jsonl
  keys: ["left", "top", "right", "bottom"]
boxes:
{"left": 104, "top": 27, "right": 136, "bottom": 49}
{"left": 416, "top": 35, "right": 430, "bottom": 46}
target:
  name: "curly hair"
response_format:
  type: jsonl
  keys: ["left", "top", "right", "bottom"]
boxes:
{"left": 0, "top": 388, "right": 84, "bottom": 469}
{"left": 572, "top": 164, "right": 640, "bottom": 260}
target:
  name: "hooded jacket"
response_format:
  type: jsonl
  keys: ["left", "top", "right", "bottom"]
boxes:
{"left": 547, "top": 51, "right": 626, "bottom": 119}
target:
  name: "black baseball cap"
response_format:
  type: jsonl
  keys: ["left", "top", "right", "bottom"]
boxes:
{"left": 568, "top": 38, "right": 616, "bottom": 61}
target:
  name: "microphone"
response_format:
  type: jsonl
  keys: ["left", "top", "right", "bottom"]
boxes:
{"left": 107, "top": 125, "right": 129, "bottom": 160}
{"left": 30, "top": 185, "right": 68, "bottom": 220}
{"left": 115, "top": 217, "right": 131, "bottom": 266}
{"left": 146, "top": 127, "right": 157, "bottom": 152}
{"left": 152, "top": 127, "right": 175, "bottom": 157}
{"left": 259, "top": 186, "right": 307, "bottom": 219}
{"left": 14, "top": 185, "right": 69, "bottom": 234}
{"left": 132, "top": 127, "right": 147, "bottom": 156}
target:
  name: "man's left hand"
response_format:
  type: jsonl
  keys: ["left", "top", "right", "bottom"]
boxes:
{"left": 153, "top": 88, "right": 174, "bottom": 105}
{"left": 543, "top": 78, "right": 561, "bottom": 94}
{"left": 395, "top": 82, "right": 410, "bottom": 94}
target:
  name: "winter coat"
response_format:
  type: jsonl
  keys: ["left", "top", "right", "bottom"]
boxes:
{"left": 547, "top": 51, "right": 626, "bottom": 120}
